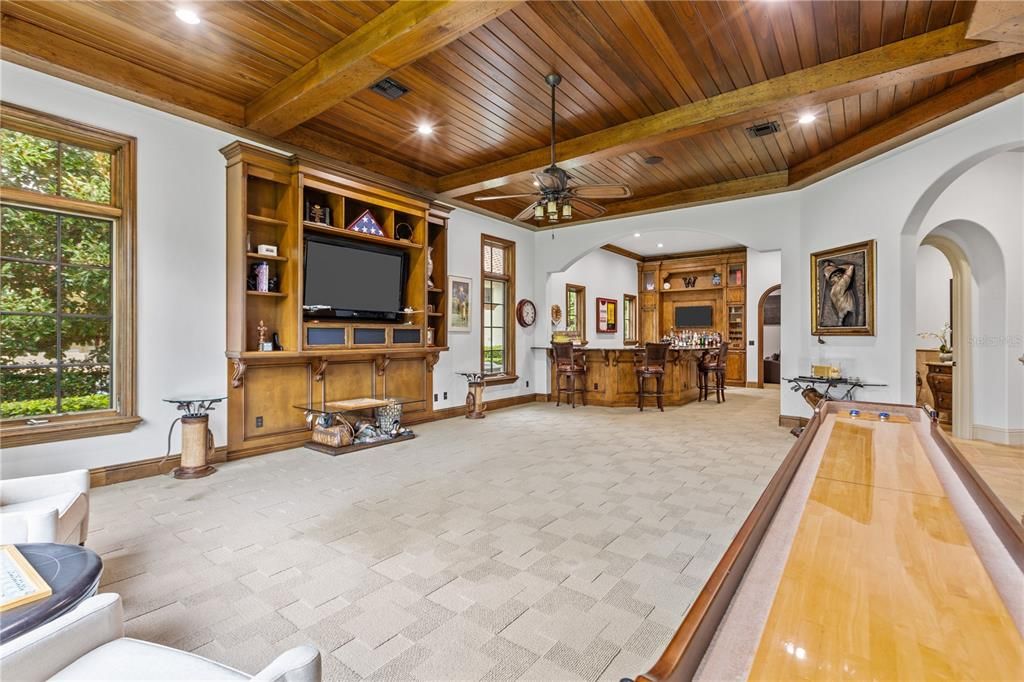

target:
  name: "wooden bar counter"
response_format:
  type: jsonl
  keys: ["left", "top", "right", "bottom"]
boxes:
{"left": 540, "top": 346, "right": 704, "bottom": 407}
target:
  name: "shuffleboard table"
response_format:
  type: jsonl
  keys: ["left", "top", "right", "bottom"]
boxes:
{"left": 639, "top": 400, "right": 1024, "bottom": 681}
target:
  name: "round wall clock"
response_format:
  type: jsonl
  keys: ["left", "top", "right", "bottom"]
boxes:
{"left": 516, "top": 299, "right": 537, "bottom": 327}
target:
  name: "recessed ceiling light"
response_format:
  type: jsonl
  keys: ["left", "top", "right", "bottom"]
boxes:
{"left": 798, "top": 112, "right": 816, "bottom": 125}
{"left": 657, "top": 243, "right": 664, "bottom": 248}
{"left": 644, "top": 155, "right": 664, "bottom": 165}
{"left": 633, "top": 232, "right": 640, "bottom": 237}
{"left": 533, "top": 180, "right": 541, "bottom": 187}
{"left": 416, "top": 123, "right": 434, "bottom": 135}
{"left": 175, "top": 8, "right": 201, "bottom": 24}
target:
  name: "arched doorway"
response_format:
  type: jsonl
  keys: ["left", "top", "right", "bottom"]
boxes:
{"left": 756, "top": 284, "right": 781, "bottom": 388}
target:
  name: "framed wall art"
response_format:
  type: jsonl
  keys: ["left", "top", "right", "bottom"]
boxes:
{"left": 596, "top": 297, "right": 617, "bottom": 334}
{"left": 810, "top": 239, "right": 876, "bottom": 336}
{"left": 449, "top": 275, "right": 472, "bottom": 332}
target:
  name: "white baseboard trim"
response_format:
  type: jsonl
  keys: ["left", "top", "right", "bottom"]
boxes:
{"left": 971, "top": 424, "right": 1024, "bottom": 447}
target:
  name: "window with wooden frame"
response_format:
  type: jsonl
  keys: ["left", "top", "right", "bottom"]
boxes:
{"left": 481, "top": 235, "right": 516, "bottom": 382}
{"left": 565, "top": 283, "right": 586, "bottom": 342}
{"left": 0, "top": 103, "right": 138, "bottom": 447}
{"left": 623, "top": 294, "right": 638, "bottom": 344}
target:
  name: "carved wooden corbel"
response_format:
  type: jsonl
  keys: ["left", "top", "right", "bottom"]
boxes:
{"left": 426, "top": 351, "right": 441, "bottom": 372}
{"left": 600, "top": 349, "right": 612, "bottom": 367}
{"left": 313, "top": 357, "right": 329, "bottom": 382}
{"left": 375, "top": 355, "right": 391, "bottom": 376}
{"left": 231, "top": 358, "right": 247, "bottom": 388}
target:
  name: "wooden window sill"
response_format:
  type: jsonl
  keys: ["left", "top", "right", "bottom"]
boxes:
{"left": 484, "top": 374, "right": 519, "bottom": 386}
{"left": 1, "top": 415, "right": 142, "bottom": 448}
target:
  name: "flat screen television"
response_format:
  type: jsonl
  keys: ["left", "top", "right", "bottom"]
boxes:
{"left": 303, "top": 234, "right": 407, "bottom": 321}
{"left": 675, "top": 305, "right": 714, "bottom": 327}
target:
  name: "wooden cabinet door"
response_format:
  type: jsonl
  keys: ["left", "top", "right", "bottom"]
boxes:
{"left": 726, "top": 351, "right": 745, "bottom": 384}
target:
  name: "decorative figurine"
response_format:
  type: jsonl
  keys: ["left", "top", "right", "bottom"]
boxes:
{"left": 427, "top": 246, "right": 435, "bottom": 288}
{"left": 711, "top": 272, "right": 722, "bottom": 286}
{"left": 257, "top": 320, "right": 268, "bottom": 351}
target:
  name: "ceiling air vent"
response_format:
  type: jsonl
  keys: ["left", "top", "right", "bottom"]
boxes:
{"left": 370, "top": 77, "right": 409, "bottom": 100}
{"left": 745, "top": 121, "right": 781, "bottom": 138}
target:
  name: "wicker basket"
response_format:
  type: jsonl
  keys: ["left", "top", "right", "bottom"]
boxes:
{"left": 312, "top": 422, "right": 352, "bottom": 448}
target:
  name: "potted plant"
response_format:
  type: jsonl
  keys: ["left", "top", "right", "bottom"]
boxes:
{"left": 918, "top": 323, "right": 953, "bottom": 362}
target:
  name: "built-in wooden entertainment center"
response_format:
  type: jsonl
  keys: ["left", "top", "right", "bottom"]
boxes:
{"left": 637, "top": 248, "right": 747, "bottom": 385}
{"left": 222, "top": 143, "right": 449, "bottom": 458}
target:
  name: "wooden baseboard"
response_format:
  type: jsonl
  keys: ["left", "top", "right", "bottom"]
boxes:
{"left": 431, "top": 392, "right": 541, "bottom": 420}
{"left": 89, "top": 393, "right": 544, "bottom": 487}
{"left": 89, "top": 446, "right": 228, "bottom": 487}
{"left": 746, "top": 381, "right": 760, "bottom": 388}
{"left": 778, "top": 414, "right": 809, "bottom": 429}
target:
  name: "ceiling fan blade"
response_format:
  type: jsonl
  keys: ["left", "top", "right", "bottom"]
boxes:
{"left": 513, "top": 203, "right": 540, "bottom": 222}
{"left": 569, "top": 198, "right": 608, "bottom": 218}
{"left": 569, "top": 184, "right": 632, "bottom": 199}
{"left": 474, "top": 193, "right": 540, "bottom": 202}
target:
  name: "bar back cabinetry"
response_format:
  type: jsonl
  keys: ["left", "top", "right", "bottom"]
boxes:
{"left": 637, "top": 248, "right": 746, "bottom": 386}
{"left": 223, "top": 143, "right": 448, "bottom": 458}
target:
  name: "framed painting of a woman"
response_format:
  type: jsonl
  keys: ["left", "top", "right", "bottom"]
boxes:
{"left": 810, "top": 240, "right": 875, "bottom": 336}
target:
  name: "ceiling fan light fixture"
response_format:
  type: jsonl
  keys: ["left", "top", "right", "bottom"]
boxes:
{"left": 562, "top": 203, "right": 572, "bottom": 219}
{"left": 534, "top": 204, "right": 544, "bottom": 220}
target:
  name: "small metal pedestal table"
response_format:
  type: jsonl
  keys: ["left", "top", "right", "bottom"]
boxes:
{"left": 456, "top": 371, "right": 487, "bottom": 419}
{"left": 162, "top": 395, "right": 225, "bottom": 479}
{"left": 783, "top": 376, "right": 887, "bottom": 437}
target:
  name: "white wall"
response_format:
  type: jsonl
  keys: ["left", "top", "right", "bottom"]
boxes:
{"left": 915, "top": 245, "right": 952, "bottom": 348}
{"left": 0, "top": 62, "right": 536, "bottom": 478}
{"left": 914, "top": 152, "right": 1024, "bottom": 438}
{"left": 431, "top": 210, "right": 536, "bottom": 410}
{"left": 1, "top": 62, "right": 252, "bottom": 478}
{"left": 3, "top": 59, "right": 1021, "bottom": 476}
{"left": 745, "top": 249, "right": 782, "bottom": 383}
{"left": 545, "top": 248, "right": 638, "bottom": 348}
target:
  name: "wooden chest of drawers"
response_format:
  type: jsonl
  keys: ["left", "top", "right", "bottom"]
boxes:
{"left": 925, "top": 362, "right": 953, "bottom": 424}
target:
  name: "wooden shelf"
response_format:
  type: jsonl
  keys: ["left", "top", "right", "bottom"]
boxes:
{"left": 427, "top": 312, "right": 443, "bottom": 318}
{"left": 428, "top": 288, "right": 444, "bottom": 294}
{"left": 247, "top": 214, "right": 289, "bottom": 228}
{"left": 246, "top": 252, "right": 287, "bottom": 262}
{"left": 246, "top": 290, "right": 286, "bottom": 297}
{"left": 303, "top": 221, "right": 423, "bottom": 249}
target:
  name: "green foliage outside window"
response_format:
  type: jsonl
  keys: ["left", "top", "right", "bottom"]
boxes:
{"left": 1, "top": 128, "right": 114, "bottom": 419}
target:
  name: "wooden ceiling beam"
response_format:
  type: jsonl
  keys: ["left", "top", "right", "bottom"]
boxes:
{"left": 438, "top": 22, "right": 1023, "bottom": 197}
{"left": 789, "top": 56, "right": 1024, "bottom": 187}
{"left": 245, "top": 0, "right": 521, "bottom": 137}
{"left": 966, "top": 1, "right": 1024, "bottom": 45}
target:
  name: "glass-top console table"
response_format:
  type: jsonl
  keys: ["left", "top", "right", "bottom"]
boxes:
{"left": 295, "top": 396, "right": 418, "bottom": 456}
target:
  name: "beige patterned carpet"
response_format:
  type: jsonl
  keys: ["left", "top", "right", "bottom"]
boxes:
{"left": 89, "top": 388, "right": 792, "bottom": 681}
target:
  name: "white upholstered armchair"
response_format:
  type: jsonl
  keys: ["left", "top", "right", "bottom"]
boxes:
{"left": 0, "top": 593, "right": 322, "bottom": 681}
{"left": 0, "top": 469, "right": 90, "bottom": 545}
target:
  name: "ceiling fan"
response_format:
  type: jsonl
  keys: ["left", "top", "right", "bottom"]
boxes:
{"left": 474, "top": 73, "right": 631, "bottom": 223}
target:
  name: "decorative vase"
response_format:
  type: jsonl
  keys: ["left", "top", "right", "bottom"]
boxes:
{"left": 939, "top": 351, "right": 953, "bottom": 362}
{"left": 427, "top": 246, "right": 434, "bottom": 288}
{"left": 375, "top": 400, "right": 403, "bottom": 436}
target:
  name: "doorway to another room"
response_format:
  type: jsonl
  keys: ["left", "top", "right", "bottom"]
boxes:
{"left": 757, "top": 284, "right": 781, "bottom": 388}
{"left": 915, "top": 243, "right": 956, "bottom": 431}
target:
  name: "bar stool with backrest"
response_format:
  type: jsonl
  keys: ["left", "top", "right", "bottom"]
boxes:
{"left": 698, "top": 343, "right": 729, "bottom": 403}
{"left": 552, "top": 341, "right": 586, "bottom": 408}
{"left": 635, "top": 342, "right": 670, "bottom": 411}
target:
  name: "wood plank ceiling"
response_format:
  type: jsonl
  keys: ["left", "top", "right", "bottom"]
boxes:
{"left": 2, "top": 1, "right": 1022, "bottom": 228}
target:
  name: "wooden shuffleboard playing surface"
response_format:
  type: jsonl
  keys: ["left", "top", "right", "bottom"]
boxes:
{"left": 748, "top": 415, "right": 1024, "bottom": 680}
